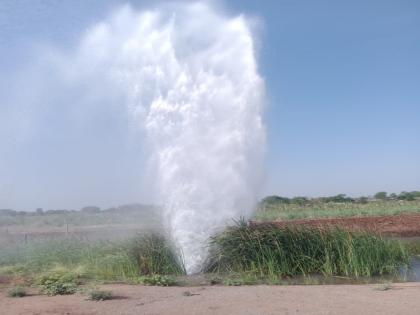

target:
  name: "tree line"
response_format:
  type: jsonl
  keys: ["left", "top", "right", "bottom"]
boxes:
{"left": 261, "top": 191, "right": 420, "bottom": 206}
{"left": 0, "top": 203, "right": 156, "bottom": 217}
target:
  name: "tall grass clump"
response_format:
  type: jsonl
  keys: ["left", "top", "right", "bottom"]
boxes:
{"left": 127, "top": 233, "right": 185, "bottom": 275}
{"left": 206, "top": 220, "right": 409, "bottom": 278}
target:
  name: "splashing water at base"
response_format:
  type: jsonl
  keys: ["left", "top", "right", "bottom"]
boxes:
{"left": 72, "top": 3, "right": 265, "bottom": 273}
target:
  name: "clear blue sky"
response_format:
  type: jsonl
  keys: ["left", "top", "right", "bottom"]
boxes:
{"left": 0, "top": 0, "right": 419, "bottom": 210}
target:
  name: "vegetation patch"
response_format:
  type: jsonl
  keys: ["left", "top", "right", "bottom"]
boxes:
{"left": 206, "top": 220, "right": 409, "bottom": 278}
{"left": 0, "top": 232, "right": 185, "bottom": 284}
{"left": 88, "top": 289, "right": 113, "bottom": 301}
{"left": 137, "top": 274, "right": 178, "bottom": 286}
{"left": 256, "top": 193, "right": 420, "bottom": 221}
{"left": 7, "top": 286, "right": 27, "bottom": 298}
{"left": 37, "top": 268, "right": 80, "bottom": 295}
{"left": 127, "top": 233, "right": 185, "bottom": 276}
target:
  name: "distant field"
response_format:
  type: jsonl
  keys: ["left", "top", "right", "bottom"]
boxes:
{"left": 0, "top": 204, "right": 160, "bottom": 228}
{"left": 254, "top": 200, "right": 420, "bottom": 221}
{"left": 0, "top": 204, "right": 162, "bottom": 248}
{"left": 2, "top": 200, "right": 420, "bottom": 232}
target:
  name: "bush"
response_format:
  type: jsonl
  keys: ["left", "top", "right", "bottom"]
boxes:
{"left": 88, "top": 290, "right": 113, "bottom": 301}
{"left": 7, "top": 287, "right": 27, "bottom": 298}
{"left": 37, "top": 269, "right": 79, "bottom": 295}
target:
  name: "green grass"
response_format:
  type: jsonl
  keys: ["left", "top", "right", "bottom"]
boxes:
{"left": 0, "top": 233, "right": 185, "bottom": 283}
{"left": 206, "top": 221, "right": 409, "bottom": 278}
{"left": 255, "top": 200, "right": 420, "bottom": 221}
{"left": 127, "top": 234, "right": 185, "bottom": 275}
{"left": 0, "top": 222, "right": 414, "bottom": 286}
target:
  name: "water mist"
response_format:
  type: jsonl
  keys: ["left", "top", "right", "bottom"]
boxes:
{"left": 34, "top": 3, "right": 266, "bottom": 273}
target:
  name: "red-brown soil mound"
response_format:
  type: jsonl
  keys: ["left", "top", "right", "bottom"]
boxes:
{"left": 254, "top": 213, "right": 420, "bottom": 237}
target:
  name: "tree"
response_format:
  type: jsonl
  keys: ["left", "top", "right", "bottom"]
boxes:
{"left": 398, "top": 192, "right": 415, "bottom": 201}
{"left": 290, "top": 196, "right": 308, "bottom": 206}
{"left": 358, "top": 197, "right": 369, "bottom": 204}
{"left": 261, "top": 196, "right": 290, "bottom": 205}
{"left": 389, "top": 193, "right": 398, "bottom": 199}
{"left": 81, "top": 206, "right": 101, "bottom": 213}
{"left": 374, "top": 192, "right": 387, "bottom": 200}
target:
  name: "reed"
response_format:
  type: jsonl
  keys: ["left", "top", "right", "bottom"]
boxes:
{"left": 205, "top": 220, "right": 409, "bottom": 278}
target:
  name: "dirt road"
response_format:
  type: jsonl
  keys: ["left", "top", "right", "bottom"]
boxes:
{"left": 2, "top": 283, "right": 420, "bottom": 315}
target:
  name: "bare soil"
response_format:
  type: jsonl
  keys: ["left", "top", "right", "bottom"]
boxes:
{"left": 2, "top": 283, "right": 420, "bottom": 315}
{"left": 256, "top": 213, "right": 420, "bottom": 237}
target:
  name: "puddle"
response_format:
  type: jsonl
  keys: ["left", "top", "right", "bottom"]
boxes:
{"left": 399, "top": 256, "right": 420, "bottom": 282}
{"left": 176, "top": 257, "right": 420, "bottom": 286}
{"left": 281, "top": 257, "right": 420, "bottom": 285}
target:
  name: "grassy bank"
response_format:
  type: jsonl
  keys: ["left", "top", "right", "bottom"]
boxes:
{"left": 0, "top": 224, "right": 412, "bottom": 288}
{"left": 0, "top": 233, "right": 185, "bottom": 282}
{"left": 206, "top": 221, "right": 409, "bottom": 278}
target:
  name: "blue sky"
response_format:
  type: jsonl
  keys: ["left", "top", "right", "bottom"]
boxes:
{"left": 0, "top": 0, "right": 419, "bottom": 210}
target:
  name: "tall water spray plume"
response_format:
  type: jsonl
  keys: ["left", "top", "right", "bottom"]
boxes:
{"left": 8, "top": 3, "right": 266, "bottom": 273}
{"left": 81, "top": 3, "right": 267, "bottom": 273}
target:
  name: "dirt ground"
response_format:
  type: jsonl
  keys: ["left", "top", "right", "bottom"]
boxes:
{"left": 2, "top": 283, "right": 420, "bottom": 315}
{"left": 255, "top": 213, "right": 420, "bottom": 237}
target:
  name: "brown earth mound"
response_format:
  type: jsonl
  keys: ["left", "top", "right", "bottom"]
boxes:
{"left": 254, "top": 213, "right": 420, "bottom": 237}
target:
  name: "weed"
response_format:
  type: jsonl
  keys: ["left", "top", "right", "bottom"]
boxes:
{"left": 88, "top": 290, "right": 113, "bottom": 301}
{"left": 7, "top": 287, "right": 27, "bottom": 298}
{"left": 37, "top": 268, "right": 80, "bottom": 295}
{"left": 138, "top": 274, "right": 177, "bottom": 286}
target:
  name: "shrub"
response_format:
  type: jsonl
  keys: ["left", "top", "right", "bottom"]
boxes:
{"left": 37, "top": 269, "right": 79, "bottom": 295}
{"left": 7, "top": 287, "right": 27, "bottom": 298}
{"left": 88, "top": 290, "right": 113, "bottom": 301}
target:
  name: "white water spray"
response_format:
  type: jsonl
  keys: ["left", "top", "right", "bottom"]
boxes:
{"left": 19, "top": 3, "right": 265, "bottom": 273}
